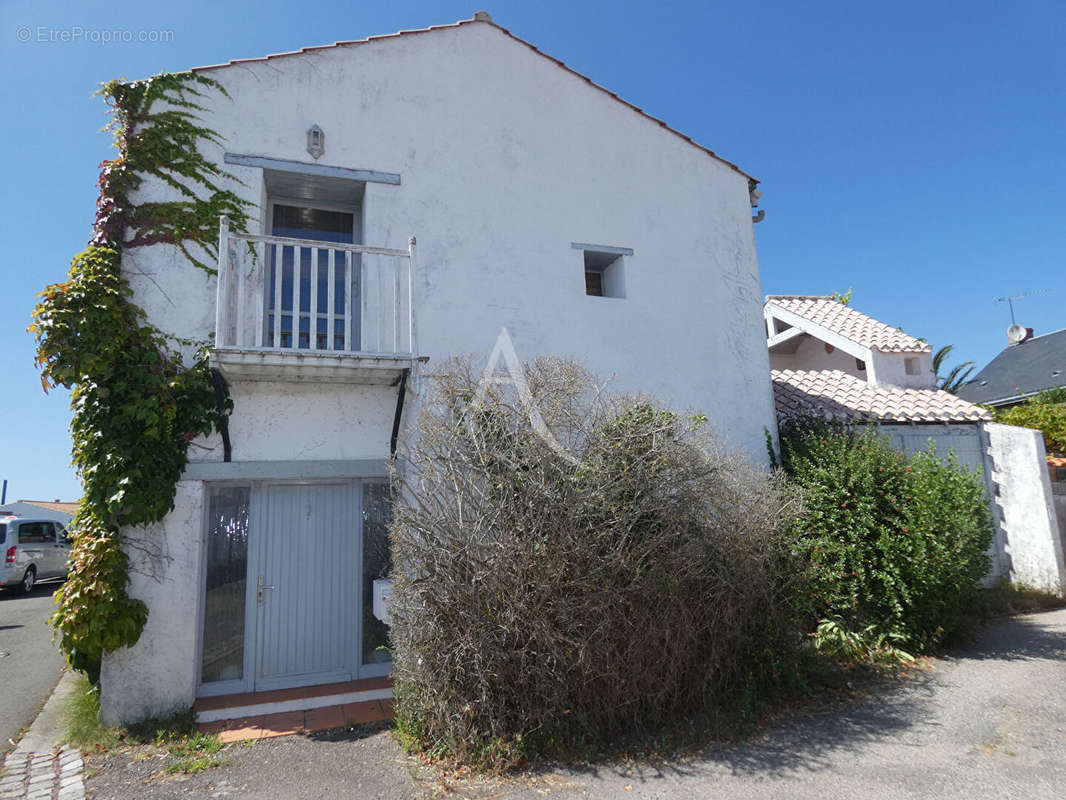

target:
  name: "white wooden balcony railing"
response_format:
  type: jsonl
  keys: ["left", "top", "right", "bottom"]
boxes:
{"left": 211, "top": 216, "right": 417, "bottom": 384}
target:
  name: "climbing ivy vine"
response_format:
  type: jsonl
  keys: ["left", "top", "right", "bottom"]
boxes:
{"left": 30, "top": 72, "right": 251, "bottom": 679}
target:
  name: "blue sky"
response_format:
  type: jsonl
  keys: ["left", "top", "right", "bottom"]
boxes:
{"left": 1, "top": 0, "right": 1062, "bottom": 501}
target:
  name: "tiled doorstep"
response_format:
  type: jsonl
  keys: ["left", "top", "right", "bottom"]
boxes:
{"left": 198, "top": 698, "right": 394, "bottom": 744}
{"left": 195, "top": 686, "right": 394, "bottom": 724}
{"left": 193, "top": 676, "right": 392, "bottom": 713}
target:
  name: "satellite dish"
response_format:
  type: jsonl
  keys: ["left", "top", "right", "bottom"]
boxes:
{"left": 1007, "top": 324, "right": 1028, "bottom": 344}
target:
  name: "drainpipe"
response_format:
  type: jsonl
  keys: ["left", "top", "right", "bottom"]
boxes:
{"left": 210, "top": 368, "right": 233, "bottom": 462}
{"left": 750, "top": 182, "right": 765, "bottom": 223}
{"left": 390, "top": 368, "right": 411, "bottom": 457}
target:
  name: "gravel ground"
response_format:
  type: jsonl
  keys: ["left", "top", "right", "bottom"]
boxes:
{"left": 84, "top": 722, "right": 421, "bottom": 800}
{"left": 84, "top": 608, "right": 1066, "bottom": 800}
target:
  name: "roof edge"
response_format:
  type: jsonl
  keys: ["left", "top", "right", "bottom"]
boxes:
{"left": 765, "top": 294, "right": 833, "bottom": 301}
{"left": 188, "top": 15, "right": 757, "bottom": 183}
{"left": 765, "top": 296, "right": 933, "bottom": 354}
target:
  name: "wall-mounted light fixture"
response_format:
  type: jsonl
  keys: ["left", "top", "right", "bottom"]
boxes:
{"left": 307, "top": 124, "right": 325, "bottom": 160}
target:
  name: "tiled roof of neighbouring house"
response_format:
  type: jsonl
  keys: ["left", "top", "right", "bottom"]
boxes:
{"left": 956, "top": 328, "right": 1066, "bottom": 406}
{"left": 766, "top": 296, "right": 932, "bottom": 354}
{"left": 16, "top": 500, "right": 80, "bottom": 515}
{"left": 772, "top": 369, "right": 992, "bottom": 424}
{"left": 19, "top": 501, "right": 78, "bottom": 514}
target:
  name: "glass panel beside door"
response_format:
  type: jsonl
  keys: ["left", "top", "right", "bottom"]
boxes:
{"left": 267, "top": 204, "right": 359, "bottom": 352}
{"left": 201, "top": 487, "right": 249, "bottom": 685}
{"left": 362, "top": 481, "right": 392, "bottom": 667}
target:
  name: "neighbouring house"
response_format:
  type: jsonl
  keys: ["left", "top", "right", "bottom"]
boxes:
{"left": 765, "top": 294, "right": 1066, "bottom": 595}
{"left": 98, "top": 14, "right": 777, "bottom": 725}
{"left": 0, "top": 500, "right": 78, "bottom": 527}
{"left": 956, "top": 327, "right": 1066, "bottom": 409}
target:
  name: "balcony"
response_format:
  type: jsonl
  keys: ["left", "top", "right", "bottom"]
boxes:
{"left": 211, "top": 217, "right": 418, "bottom": 385}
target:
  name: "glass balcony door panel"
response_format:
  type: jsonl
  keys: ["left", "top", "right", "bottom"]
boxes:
{"left": 267, "top": 204, "right": 358, "bottom": 352}
{"left": 272, "top": 204, "right": 354, "bottom": 245}
{"left": 267, "top": 246, "right": 296, "bottom": 348}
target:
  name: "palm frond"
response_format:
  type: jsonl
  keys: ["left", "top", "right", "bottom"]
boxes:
{"left": 940, "top": 363, "right": 975, "bottom": 394}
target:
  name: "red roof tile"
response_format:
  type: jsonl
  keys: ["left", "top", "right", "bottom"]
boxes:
{"left": 767, "top": 296, "right": 931, "bottom": 354}
{"left": 773, "top": 369, "right": 991, "bottom": 424}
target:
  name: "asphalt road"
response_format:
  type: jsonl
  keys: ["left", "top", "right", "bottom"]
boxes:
{"left": 85, "top": 608, "right": 1066, "bottom": 800}
{"left": 0, "top": 581, "right": 65, "bottom": 753}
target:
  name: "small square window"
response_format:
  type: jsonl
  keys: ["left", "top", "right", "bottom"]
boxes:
{"left": 904, "top": 357, "right": 920, "bottom": 376}
{"left": 856, "top": 359, "right": 866, "bottom": 371}
{"left": 575, "top": 244, "right": 630, "bottom": 299}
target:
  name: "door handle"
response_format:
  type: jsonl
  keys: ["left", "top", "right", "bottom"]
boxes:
{"left": 257, "top": 575, "right": 276, "bottom": 604}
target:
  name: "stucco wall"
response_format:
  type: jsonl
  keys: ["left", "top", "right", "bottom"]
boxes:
{"left": 208, "top": 381, "right": 398, "bottom": 463}
{"left": 868, "top": 351, "right": 935, "bottom": 390}
{"left": 984, "top": 422, "right": 1066, "bottom": 594}
{"left": 99, "top": 481, "right": 204, "bottom": 725}
{"left": 122, "top": 20, "right": 775, "bottom": 462}
{"left": 769, "top": 334, "right": 868, "bottom": 379}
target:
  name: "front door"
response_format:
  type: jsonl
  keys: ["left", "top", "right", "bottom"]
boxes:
{"left": 253, "top": 482, "right": 356, "bottom": 691}
{"left": 199, "top": 479, "right": 393, "bottom": 698}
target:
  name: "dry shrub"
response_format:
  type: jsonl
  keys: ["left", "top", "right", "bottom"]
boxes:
{"left": 388, "top": 357, "right": 804, "bottom": 765}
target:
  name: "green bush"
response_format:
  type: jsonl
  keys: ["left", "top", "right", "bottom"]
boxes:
{"left": 780, "top": 421, "right": 993, "bottom": 651}
{"left": 390, "top": 357, "right": 806, "bottom": 767}
{"left": 994, "top": 388, "right": 1066, "bottom": 456}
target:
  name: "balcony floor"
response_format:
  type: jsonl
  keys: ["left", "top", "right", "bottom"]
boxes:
{"left": 210, "top": 346, "right": 416, "bottom": 385}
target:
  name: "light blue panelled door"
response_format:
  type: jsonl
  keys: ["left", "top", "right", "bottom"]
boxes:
{"left": 254, "top": 482, "right": 357, "bottom": 691}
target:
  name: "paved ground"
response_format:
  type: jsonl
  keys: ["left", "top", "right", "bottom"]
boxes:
{"left": 1, "top": 747, "right": 84, "bottom": 800}
{"left": 0, "top": 582, "right": 65, "bottom": 753}
{"left": 1, "top": 670, "right": 86, "bottom": 800}
{"left": 84, "top": 609, "right": 1066, "bottom": 799}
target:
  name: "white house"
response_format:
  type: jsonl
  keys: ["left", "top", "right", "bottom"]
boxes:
{"left": 99, "top": 13, "right": 777, "bottom": 725}
{"left": 0, "top": 500, "right": 78, "bottom": 526}
{"left": 765, "top": 294, "right": 1066, "bottom": 597}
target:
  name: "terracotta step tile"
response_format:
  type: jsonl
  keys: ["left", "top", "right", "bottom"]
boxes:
{"left": 343, "top": 700, "right": 387, "bottom": 725}
{"left": 218, "top": 721, "right": 263, "bottom": 744}
{"left": 258, "top": 710, "right": 306, "bottom": 739}
{"left": 304, "top": 705, "right": 346, "bottom": 732}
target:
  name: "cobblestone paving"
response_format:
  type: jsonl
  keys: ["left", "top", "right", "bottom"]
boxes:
{"left": 0, "top": 748, "right": 84, "bottom": 800}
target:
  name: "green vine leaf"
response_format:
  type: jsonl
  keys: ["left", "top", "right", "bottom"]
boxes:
{"left": 31, "top": 71, "right": 249, "bottom": 676}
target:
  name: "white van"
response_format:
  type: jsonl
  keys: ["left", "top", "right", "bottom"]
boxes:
{"left": 0, "top": 515, "right": 72, "bottom": 593}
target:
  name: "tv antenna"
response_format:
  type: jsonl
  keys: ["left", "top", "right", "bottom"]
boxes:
{"left": 995, "top": 289, "right": 1048, "bottom": 325}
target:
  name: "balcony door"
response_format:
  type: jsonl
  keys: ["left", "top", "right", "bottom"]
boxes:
{"left": 267, "top": 201, "right": 359, "bottom": 352}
